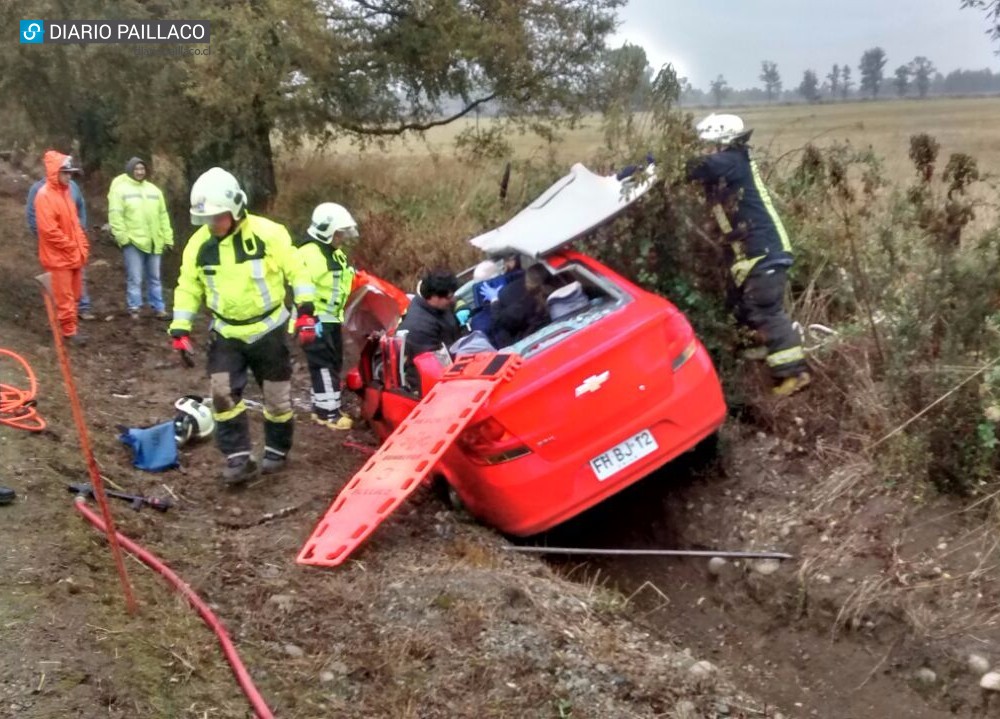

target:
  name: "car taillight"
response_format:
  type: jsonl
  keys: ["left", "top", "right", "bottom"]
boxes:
{"left": 671, "top": 340, "right": 698, "bottom": 372}
{"left": 458, "top": 417, "right": 532, "bottom": 465}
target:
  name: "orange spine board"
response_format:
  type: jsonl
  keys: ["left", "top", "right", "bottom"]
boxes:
{"left": 297, "top": 353, "right": 521, "bottom": 568}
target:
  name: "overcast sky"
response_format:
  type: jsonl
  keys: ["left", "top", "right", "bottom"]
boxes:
{"left": 612, "top": 0, "right": 1000, "bottom": 89}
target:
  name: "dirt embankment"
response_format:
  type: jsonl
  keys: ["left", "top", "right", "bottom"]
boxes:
{"left": 546, "top": 420, "right": 1000, "bottom": 719}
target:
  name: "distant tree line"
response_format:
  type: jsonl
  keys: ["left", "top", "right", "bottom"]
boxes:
{"left": 663, "top": 0, "right": 1000, "bottom": 109}
{"left": 676, "top": 47, "right": 1000, "bottom": 108}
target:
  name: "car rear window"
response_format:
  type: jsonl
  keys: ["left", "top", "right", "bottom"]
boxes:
{"left": 506, "top": 262, "right": 631, "bottom": 358}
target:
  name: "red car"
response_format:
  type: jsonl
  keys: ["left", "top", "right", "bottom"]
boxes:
{"left": 345, "top": 163, "right": 726, "bottom": 537}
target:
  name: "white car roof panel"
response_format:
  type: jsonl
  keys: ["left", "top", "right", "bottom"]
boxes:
{"left": 468, "top": 163, "right": 657, "bottom": 258}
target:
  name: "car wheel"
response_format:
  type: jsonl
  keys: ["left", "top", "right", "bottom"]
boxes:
{"left": 431, "top": 474, "right": 472, "bottom": 518}
{"left": 446, "top": 485, "right": 466, "bottom": 512}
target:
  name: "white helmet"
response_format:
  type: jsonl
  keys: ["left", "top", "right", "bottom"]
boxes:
{"left": 173, "top": 395, "right": 215, "bottom": 447}
{"left": 307, "top": 202, "right": 358, "bottom": 244}
{"left": 695, "top": 113, "right": 752, "bottom": 145}
{"left": 189, "top": 167, "right": 246, "bottom": 225}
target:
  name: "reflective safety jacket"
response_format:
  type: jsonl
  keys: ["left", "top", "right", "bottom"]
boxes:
{"left": 169, "top": 214, "right": 315, "bottom": 343}
{"left": 686, "top": 145, "right": 793, "bottom": 285}
{"left": 34, "top": 151, "right": 89, "bottom": 271}
{"left": 107, "top": 174, "right": 173, "bottom": 254}
{"left": 295, "top": 239, "right": 356, "bottom": 324}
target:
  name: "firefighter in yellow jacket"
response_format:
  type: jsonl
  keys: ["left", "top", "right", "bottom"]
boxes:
{"left": 169, "top": 168, "right": 317, "bottom": 485}
{"left": 295, "top": 203, "right": 358, "bottom": 431}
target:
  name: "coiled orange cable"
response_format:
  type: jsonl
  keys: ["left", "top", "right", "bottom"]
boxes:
{"left": 0, "top": 348, "right": 46, "bottom": 432}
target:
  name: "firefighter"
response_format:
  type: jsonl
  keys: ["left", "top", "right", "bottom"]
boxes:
{"left": 168, "top": 167, "right": 317, "bottom": 485}
{"left": 295, "top": 202, "right": 358, "bottom": 431}
{"left": 686, "top": 113, "right": 810, "bottom": 396}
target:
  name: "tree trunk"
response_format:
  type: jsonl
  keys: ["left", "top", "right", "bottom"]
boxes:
{"left": 184, "top": 96, "right": 277, "bottom": 214}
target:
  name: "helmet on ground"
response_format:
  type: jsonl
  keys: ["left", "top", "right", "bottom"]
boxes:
{"left": 174, "top": 395, "right": 215, "bottom": 447}
{"left": 189, "top": 167, "right": 246, "bottom": 225}
{"left": 695, "top": 113, "right": 753, "bottom": 145}
{"left": 307, "top": 202, "right": 358, "bottom": 244}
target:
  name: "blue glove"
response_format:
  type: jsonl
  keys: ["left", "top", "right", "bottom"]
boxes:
{"left": 480, "top": 283, "right": 501, "bottom": 304}
{"left": 315, "top": 322, "right": 324, "bottom": 339}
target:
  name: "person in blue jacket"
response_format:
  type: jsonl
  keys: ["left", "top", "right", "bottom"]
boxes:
{"left": 27, "top": 175, "right": 95, "bottom": 320}
{"left": 686, "top": 113, "right": 810, "bottom": 397}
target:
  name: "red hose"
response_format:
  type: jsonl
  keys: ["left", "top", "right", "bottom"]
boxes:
{"left": 343, "top": 440, "right": 377, "bottom": 456}
{"left": 74, "top": 500, "right": 275, "bottom": 719}
{"left": 0, "top": 348, "right": 46, "bottom": 432}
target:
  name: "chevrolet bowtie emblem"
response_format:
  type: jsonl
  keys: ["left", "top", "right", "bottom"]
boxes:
{"left": 575, "top": 371, "right": 610, "bottom": 397}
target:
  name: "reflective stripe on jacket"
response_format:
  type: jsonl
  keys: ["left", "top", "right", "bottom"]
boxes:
{"left": 107, "top": 174, "right": 173, "bottom": 254}
{"left": 295, "top": 240, "right": 356, "bottom": 324}
{"left": 169, "top": 214, "right": 315, "bottom": 343}
{"left": 686, "top": 145, "right": 793, "bottom": 285}
{"left": 34, "top": 151, "right": 89, "bottom": 271}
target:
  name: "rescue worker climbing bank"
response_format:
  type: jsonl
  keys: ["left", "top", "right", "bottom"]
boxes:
{"left": 295, "top": 203, "right": 358, "bottom": 431}
{"left": 168, "top": 168, "right": 317, "bottom": 485}
{"left": 686, "top": 113, "right": 810, "bottom": 396}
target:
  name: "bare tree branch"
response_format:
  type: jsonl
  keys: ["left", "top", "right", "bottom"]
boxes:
{"left": 337, "top": 91, "right": 499, "bottom": 135}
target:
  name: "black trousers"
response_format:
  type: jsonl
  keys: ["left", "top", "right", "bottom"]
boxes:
{"left": 304, "top": 322, "right": 344, "bottom": 418}
{"left": 729, "top": 268, "right": 807, "bottom": 379}
{"left": 207, "top": 326, "right": 294, "bottom": 459}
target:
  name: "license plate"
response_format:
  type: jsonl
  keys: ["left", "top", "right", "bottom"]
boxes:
{"left": 590, "top": 429, "right": 658, "bottom": 481}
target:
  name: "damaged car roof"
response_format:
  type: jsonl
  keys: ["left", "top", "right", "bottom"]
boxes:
{"left": 468, "top": 162, "right": 658, "bottom": 258}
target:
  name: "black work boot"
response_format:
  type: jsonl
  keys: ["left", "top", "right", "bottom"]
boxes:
{"left": 221, "top": 455, "right": 260, "bottom": 486}
{"left": 262, "top": 419, "right": 293, "bottom": 475}
{"left": 0, "top": 487, "right": 16, "bottom": 505}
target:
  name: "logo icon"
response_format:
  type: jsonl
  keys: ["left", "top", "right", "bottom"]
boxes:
{"left": 20, "top": 20, "right": 44, "bottom": 44}
{"left": 575, "top": 370, "right": 610, "bottom": 398}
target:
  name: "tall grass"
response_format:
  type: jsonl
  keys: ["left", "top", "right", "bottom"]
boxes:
{"left": 271, "top": 151, "right": 569, "bottom": 288}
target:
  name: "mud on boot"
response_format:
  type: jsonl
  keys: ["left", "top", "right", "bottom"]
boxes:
{"left": 261, "top": 450, "right": 287, "bottom": 475}
{"left": 222, "top": 454, "right": 260, "bottom": 486}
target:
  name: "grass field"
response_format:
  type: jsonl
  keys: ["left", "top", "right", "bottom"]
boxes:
{"left": 312, "top": 96, "right": 1000, "bottom": 187}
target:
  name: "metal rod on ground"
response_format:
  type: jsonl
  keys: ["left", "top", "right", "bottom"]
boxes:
{"left": 503, "top": 546, "right": 794, "bottom": 560}
{"left": 37, "top": 273, "right": 138, "bottom": 614}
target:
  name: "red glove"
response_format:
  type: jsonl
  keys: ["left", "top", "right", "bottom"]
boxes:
{"left": 171, "top": 335, "right": 193, "bottom": 353}
{"left": 171, "top": 333, "right": 195, "bottom": 367}
{"left": 294, "top": 313, "right": 317, "bottom": 346}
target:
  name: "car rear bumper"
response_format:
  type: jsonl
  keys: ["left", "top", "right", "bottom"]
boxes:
{"left": 440, "top": 343, "right": 726, "bottom": 536}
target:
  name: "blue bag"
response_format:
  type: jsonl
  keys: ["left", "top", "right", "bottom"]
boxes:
{"left": 118, "top": 420, "right": 179, "bottom": 472}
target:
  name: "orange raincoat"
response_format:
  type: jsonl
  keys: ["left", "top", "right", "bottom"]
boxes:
{"left": 35, "top": 151, "right": 89, "bottom": 270}
{"left": 34, "top": 151, "right": 90, "bottom": 337}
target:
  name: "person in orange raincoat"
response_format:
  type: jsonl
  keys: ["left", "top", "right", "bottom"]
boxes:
{"left": 34, "top": 151, "right": 90, "bottom": 343}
